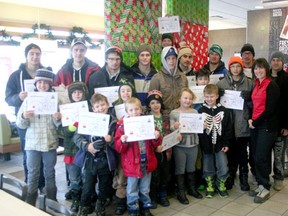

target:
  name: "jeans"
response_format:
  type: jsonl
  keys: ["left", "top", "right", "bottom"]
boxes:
{"left": 203, "top": 151, "right": 228, "bottom": 180}
{"left": 66, "top": 163, "right": 82, "bottom": 191}
{"left": 26, "top": 150, "right": 57, "bottom": 205}
{"left": 127, "top": 162, "right": 151, "bottom": 210}
{"left": 80, "top": 155, "right": 112, "bottom": 206}
{"left": 250, "top": 128, "right": 277, "bottom": 190}
{"left": 17, "top": 127, "right": 45, "bottom": 189}
{"left": 273, "top": 137, "right": 286, "bottom": 181}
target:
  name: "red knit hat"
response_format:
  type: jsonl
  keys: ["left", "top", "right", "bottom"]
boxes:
{"left": 228, "top": 56, "right": 244, "bottom": 69}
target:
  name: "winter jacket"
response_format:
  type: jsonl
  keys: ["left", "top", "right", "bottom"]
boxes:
{"left": 216, "top": 71, "right": 254, "bottom": 137}
{"left": 198, "top": 103, "right": 232, "bottom": 154}
{"left": 88, "top": 64, "right": 135, "bottom": 99}
{"left": 5, "top": 63, "right": 45, "bottom": 115}
{"left": 203, "top": 60, "right": 228, "bottom": 75}
{"left": 131, "top": 62, "right": 158, "bottom": 107}
{"left": 178, "top": 64, "right": 195, "bottom": 76}
{"left": 251, "top": 78, "right": 280, "bottom": 132}
{"left": 54, "top": 58, "right": 100, "bottom": 87}
{"left": 16, "top": 98, "right": 61, "bottom": 152}
{"left": 114, "top": 118, "right": 162, "bottom": 178}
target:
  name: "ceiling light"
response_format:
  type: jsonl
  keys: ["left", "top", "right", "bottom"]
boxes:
{"left": 255, "top": 5, "right": 264, "bottom": 9}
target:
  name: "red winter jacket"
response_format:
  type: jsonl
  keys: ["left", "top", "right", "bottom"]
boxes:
{"left": 114, "top": 119, "right": 162, "bottom": 178}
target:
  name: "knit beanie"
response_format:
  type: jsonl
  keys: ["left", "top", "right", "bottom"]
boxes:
{"left": 118, "top": 78, "right": 136, "bottom": 97}
{"left": 68, "top": 81, "right": 88, "bottom": 102}
{"left": 25, "top": 43, "right": 41, "bottom": 57}
{"left": 137, "top": 44, "right": 152, "bottom": 58}
{"left": 228, "top": 56, "right": 244, "bottom": 69}
{"left": 34, "top": 68, "right": 54, "bottom": 85}
{"left": 240, "top": 43, "right": 255, "bottom": 57}
{"left": 161, "top": 33, "right": 174, "bottom": 44}
{"left": 71, "top": 38, "right": 87, "bottom": 49}
{"left": 209, "top": 44, "right": 223, "bottom": 58}
{"left": 270, "top": 51, "right": 285, "bottom": 65}
{"left": 178, "top": 41, "right": 192, "bottom": 59}
{"left": 105, "top": 46, "right": 123, "bottom": 60}
{"left": 146, "top": 90, "right": 164, "bottom": 109}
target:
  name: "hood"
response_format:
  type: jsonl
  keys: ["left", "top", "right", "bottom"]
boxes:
{"left": 161, "top": 46, "right": 179, "bottom": 75}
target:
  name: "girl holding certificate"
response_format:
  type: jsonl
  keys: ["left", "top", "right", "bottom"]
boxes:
{"left": 169, "top": 88, "right": 202, "bottom": 205}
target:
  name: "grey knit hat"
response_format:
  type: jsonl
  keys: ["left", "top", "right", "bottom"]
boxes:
{"left": 270, "top": 51, "right": 285, "bottom": 65}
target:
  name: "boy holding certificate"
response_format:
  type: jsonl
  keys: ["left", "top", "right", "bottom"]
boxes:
{"left": 74, "top": 93, "right": 117, "bottom": 216}
{"left": 115, "top": 97, "right": 162, "bottom": 216}
{"left": 169, "top": 88, "right": 202, "bottom": 205}
{"left": 16, "top": 68, "right": 61, "bottom": 206}
{"left": 198, "top": 84, "right": 232, "bottom": 199}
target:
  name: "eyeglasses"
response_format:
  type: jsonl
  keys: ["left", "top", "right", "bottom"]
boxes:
{"left": 107, "top": 58, "right": 121, "bottom": 62}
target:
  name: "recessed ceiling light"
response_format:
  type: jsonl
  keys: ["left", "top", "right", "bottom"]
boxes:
{"left": 255, "top": 5, "right": 264, "bottom": 9}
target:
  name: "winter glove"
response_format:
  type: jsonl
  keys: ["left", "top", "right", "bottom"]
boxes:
{"left": 93, "top": 138, "right": 105, "bottom": 150}
{"left": 240, "top": 90, "right": 251, "bottom": 101}
{"left": 218, "top": 88, "right": 225, "bottom": 97}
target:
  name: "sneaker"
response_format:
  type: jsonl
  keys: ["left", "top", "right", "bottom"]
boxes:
{"left": 205, "top": 190, "right": 215, "bottom": 198}
{"left": 217, "top": 179, "right": 229, "bottom": 198}
{"left": 254, "top": 185, "right": 270, "bottom": 203}
{"left": 249, "top": 186, "right": 260, "bottom": 197}
{"left": 205, "top": 176, "right": 215, "bottom": 199}
{"left": 273, "top": 179, "right": 284, "bottom": 191}
{"left": 158, "top": 196, "right": 170, "bottom": 207}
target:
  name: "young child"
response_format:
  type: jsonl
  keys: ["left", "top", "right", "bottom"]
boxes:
{"left": 74, "top": 93, "right": 117, "bottom": 216}
{"left": 115, "top": 97, "right": 162, "bottom": 216}
{"left": 169, "top": 88, "right": 202, "bottom": 205}
{"left": 16, "top": 68, "right": 61, "bottom": 206}
{"left": 59, "top": 81, "right": 88, "bottom": 212}
{"left": 146, "top": 90, "right": 171, "bottom": 208}
{"left": 198, "top": 84, "right": 232, "bottom": 198}
{"left": 112, "top": 79, "right": 136, "bottom": 215}
{"left": 216, "top": 56, "right": 253, "bottom": 191}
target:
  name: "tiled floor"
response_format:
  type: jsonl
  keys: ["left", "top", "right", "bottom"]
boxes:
{"left": 1, "top": 152, "right": 288, "bottom": 216}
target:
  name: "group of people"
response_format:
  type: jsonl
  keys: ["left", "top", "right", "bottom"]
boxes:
{"left": 4, "top": 34, "right": 288, "bottom": 216}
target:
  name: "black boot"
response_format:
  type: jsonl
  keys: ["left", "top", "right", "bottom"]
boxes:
{"left": 158, "top": 185, "right": 170, "bottom": 207}
{"left": 187, "top": 172, "right": 203, "bottom": 199}
{"left": 70, "top": 190, "right": 80, "bottom": 212}
{"left": 239, "top": 174, "right": 250, "bottom": 191}
{"left": 176, "top": 175, "right": 189, "bottom": 205}
{"left": 149, "top": 189, "right": 158, "bottom": 209}
{"left": 115, "top": 197, "right": 127, "bottom": 215}
{"left": 225, "top": 174, "right": 235, "bottom": 190}
{"left": 95, "top": 199, "right": 105, "bottom": 216}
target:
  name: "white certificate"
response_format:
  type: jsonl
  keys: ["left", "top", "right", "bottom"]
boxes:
{"left": 158, "top": 16, "right": 180, "bottom": 34}
{"left": 189, "top": 85, "right": 205, "bottom": 104}
{"left": 124, "top": 115, "right": 155, "bottom": 142}
{"left": 24, "top": 79, "right": 35, "bottom": 92}
{"left": 60, "top": 101, "right": 89, "bottom": 127}
{"left": 179, "top": 113, "right": 204, "bottom": 134}
{"left": 94, "top": 86, "right": 119, "bottom": 107}
{"left": 161, "top": 129, "right": 180, "bottom": 152}
{"left": 54, "top": 85, "right": 70, "bottom": 105}
{"left": 187, "top": 75, "right": 196, "bottom": 87}
{"left": 209, "top": 74, "right": 224, "bottom": 84}
{"left": 78, "top": 112, "right": 110, "bottom": 136}
{"left": 114, "top": 103, "right": 128, "bottom": 120}
{"left": 220, "top": 90, "right": 244, "bottom": 110}
{"left": 27, "top": 92, "right": 58, "bottom": 115}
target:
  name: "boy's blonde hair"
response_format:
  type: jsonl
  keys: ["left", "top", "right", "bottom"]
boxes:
{"left": 203, "top": 84, "right": 219, "bottom": 95}
{"left": 90, "top": 93, "right": 109, "bottom": 106}
{"left": 176, "top": 87, "right": 196, "bottom": 108}
{"left": 125, "top": 97, "right": 142, "bottom": 112}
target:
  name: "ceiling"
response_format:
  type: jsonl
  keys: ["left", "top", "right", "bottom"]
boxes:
{"left": 0, "top": 0, "right": 288, "bottom": 30}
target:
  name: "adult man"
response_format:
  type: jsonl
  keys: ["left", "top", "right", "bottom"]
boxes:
{"left": 161, "top": 33, "right": 173, "bottom": 48}
{"left": 88, "top": 46, "right": 135, "bottom": 98}
{"left": 270, "top": 51, "right": 288, "bottom": 191}
{"left": 177, "top": 41, "right": 194, "bottom": 76}
{"left": 240, "top": 43, "right": 255, "bottom": 78}
{"left": 54, "top": 38, "right": 100, "bottom": 87}
{"left": 5, "top": 43, "right": 46, "bottom": 191}
{"left": 131, "top": 44, "right": 157, "bottom": 109}
{"left": 203, "top": 44, "right": 227, "bottom": 75}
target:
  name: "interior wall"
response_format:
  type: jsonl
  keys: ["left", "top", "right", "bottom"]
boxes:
{"left": 247, "top": 9, "right": 270, "bottom": 59}
{"left": 208, "top": 28, "right": 246, "bottom": 67}
{"left": 0, "top": 2, "right": 104, "bottom": 33}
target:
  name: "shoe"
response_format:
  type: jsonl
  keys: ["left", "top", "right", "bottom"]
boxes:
{"left": 187, "top": 188, "right": 203, "bottom": 199}
{"left": 225, "top": 175, "right": 234, "bottom": 190}
{"left": 77, "top": 206, "right": 94, "bottom": 216}
{"left": 187, "top": 172, "right": 203, "bottom": 199}
{"left": 254, "top": 185, "right": 270, "bottom": 203}
{"left": 176, "top": 175, "right": 189, "bottom": 205}
{"left": 115, "top": 204, "right": 127, "bottom": 215}
{"left": 249, "top": 186, "right": 260, "bottom": 197}
{"left": 205, "top": 176, "right": 215, "bottom": 199}
{"left": 128, "top": 209, "right": 140, "bottom": 216}
{"left": 158, "top": 196, "right": 170, "bottom": 207}
{"left": 65, "top": 190, "right": 73, "bottom": 200}
{"left": 240, "top": 177, "right": 250, "bottom": 191}
{"left": 95, "top": 200, "right": 105, "bottom": 216}
{"left": 273, "top": 179, "right": 284, "bottom": 191}
{"left": 70, "top": 199, "right": 80, "bottom": 212}
{"left": 217, "top": 179, "right": 229, "bottom": 198}
{"left": 141, "top": 208, "right": 154, "bottom": 216}
{"left": 149, "top": 200, "right": 157, "bottom": 209}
